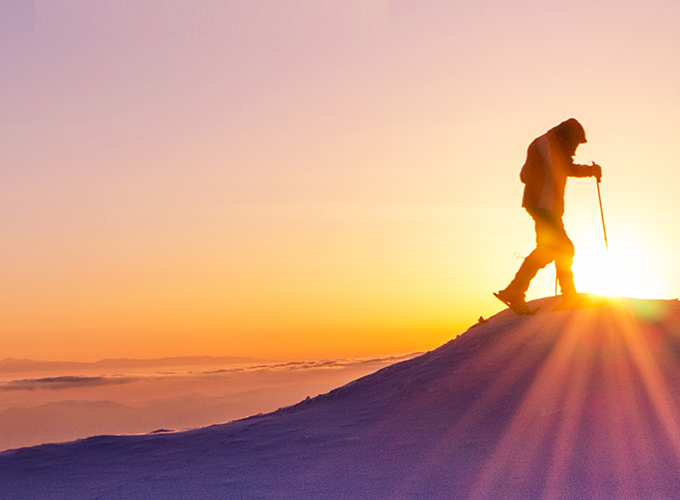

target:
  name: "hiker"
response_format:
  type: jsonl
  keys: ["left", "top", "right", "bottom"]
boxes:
{"left": 495, "top": 118, "right": 602, "bottom": 314}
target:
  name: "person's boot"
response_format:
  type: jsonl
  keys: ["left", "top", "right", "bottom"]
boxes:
{"left": 494, "top": 288, "right": 531, "bottom": 315}
{"left": 558, "top": 281, "right": 581, "bottom": 309}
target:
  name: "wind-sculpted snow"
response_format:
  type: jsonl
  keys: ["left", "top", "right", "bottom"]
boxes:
{"left": 3, "top": 295, "right": 680, "bottom": 499}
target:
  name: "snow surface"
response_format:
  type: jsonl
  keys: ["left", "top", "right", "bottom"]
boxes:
{"left": 3, "top": 295, "right": 680, "bottom": 499}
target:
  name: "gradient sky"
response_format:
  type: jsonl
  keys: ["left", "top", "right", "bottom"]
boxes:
{"left": 2, "top": 0, "right": 680, "bottom": 362}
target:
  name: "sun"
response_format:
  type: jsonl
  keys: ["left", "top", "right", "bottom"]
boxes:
{"left": 572, "top": 231, "right": 667, "bottom": 299}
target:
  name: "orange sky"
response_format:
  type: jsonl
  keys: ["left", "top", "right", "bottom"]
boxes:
{"left": 2, "top": 1, "right": 680, "bottom": 361}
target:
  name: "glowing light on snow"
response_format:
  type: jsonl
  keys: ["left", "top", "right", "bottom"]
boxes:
{"left": 467, "top": 299, "right": 680, "bottom": 499}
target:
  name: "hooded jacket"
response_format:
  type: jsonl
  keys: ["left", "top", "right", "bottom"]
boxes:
{"left": 520, "top": 130, "right": 594, "bottom": 216}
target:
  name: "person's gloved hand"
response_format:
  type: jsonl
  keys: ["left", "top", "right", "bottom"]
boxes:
{"left": 591, "top": 162, "right": 602, "bottom": 182}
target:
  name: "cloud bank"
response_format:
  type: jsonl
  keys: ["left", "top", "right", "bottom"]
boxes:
{"left": 1, "top": 375, "right": 139, "bottom": 391}
{"left": 0, "top": 354, "right": 418, "bottom": 391}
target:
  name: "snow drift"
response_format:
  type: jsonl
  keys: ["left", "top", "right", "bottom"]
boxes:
{"left": 2, "top": 295, "right": 680, "bottom": 500}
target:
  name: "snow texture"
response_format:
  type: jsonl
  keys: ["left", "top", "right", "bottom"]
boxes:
{"left": 3, "top": 295, "right": 680, "bottom": 499}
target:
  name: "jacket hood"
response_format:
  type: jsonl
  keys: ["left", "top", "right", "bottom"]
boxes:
{"left": 550, "top": 118, "right": 587, "bottom": 146}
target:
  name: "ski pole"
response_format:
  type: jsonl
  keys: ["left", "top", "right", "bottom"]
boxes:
{"left": 596, "top": 176, "right": 609, "bottom": 252}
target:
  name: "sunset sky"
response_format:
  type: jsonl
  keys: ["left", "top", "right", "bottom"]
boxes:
{"left": 2, "top": 0, "right": 680, "bottom": 362}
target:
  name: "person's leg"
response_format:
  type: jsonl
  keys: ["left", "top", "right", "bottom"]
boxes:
{"left": 504, "top": 247, "right": 552, "bottom": 295}
{"left": 499, "top": 209, "right": 556, "bottom": 302}
{"left": 530, "top": 211, "right": 577, "bottom": 298}
{"left": 553, "top": 226, "right": 577, "bottom": 297}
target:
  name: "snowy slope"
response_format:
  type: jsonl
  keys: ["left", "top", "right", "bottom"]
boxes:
{"left": 3, "top": 295, "right": 680, "bottom": 499}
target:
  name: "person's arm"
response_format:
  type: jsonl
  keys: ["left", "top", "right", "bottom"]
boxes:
{"left": 570, "top": 162, "right": 602, "bottom": 181}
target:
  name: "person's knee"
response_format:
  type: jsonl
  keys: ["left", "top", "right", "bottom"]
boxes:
{"left": 555, "top": 253, "right": 573, "bottom": 270}
{"left": 527, "top": 249, "right": 553, "bottom": 269}
{"left": 558, "top": 238, "right": 574, "bottom": 257}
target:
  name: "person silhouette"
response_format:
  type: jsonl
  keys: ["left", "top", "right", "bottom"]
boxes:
{"left": 495, "top": 118, "right": 602, "bottom": 314}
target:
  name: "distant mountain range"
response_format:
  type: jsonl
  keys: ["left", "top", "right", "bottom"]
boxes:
{"left": 0, "top": 356, "right": 268, "bottom": 374}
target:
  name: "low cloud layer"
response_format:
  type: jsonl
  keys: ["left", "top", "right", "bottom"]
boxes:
{"left": 204, "top": 354, "right": 420, "bottom": 374}
{"left": 1, "top": 354, "right": 419, "bottom": 391}
{"left": 1, "top": 375, "right": 139, "bottom": 391}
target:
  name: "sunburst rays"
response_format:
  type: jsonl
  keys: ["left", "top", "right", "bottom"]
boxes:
{"left": 466, "top": 298, "right": 680, "bottom": 498}
{"left": 380, "top": 297, "right": 680, "bottom": 498}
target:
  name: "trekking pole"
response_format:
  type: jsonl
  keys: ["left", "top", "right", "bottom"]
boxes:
{"left": 596, "top": 175, "right": 609, "bottom": 252}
